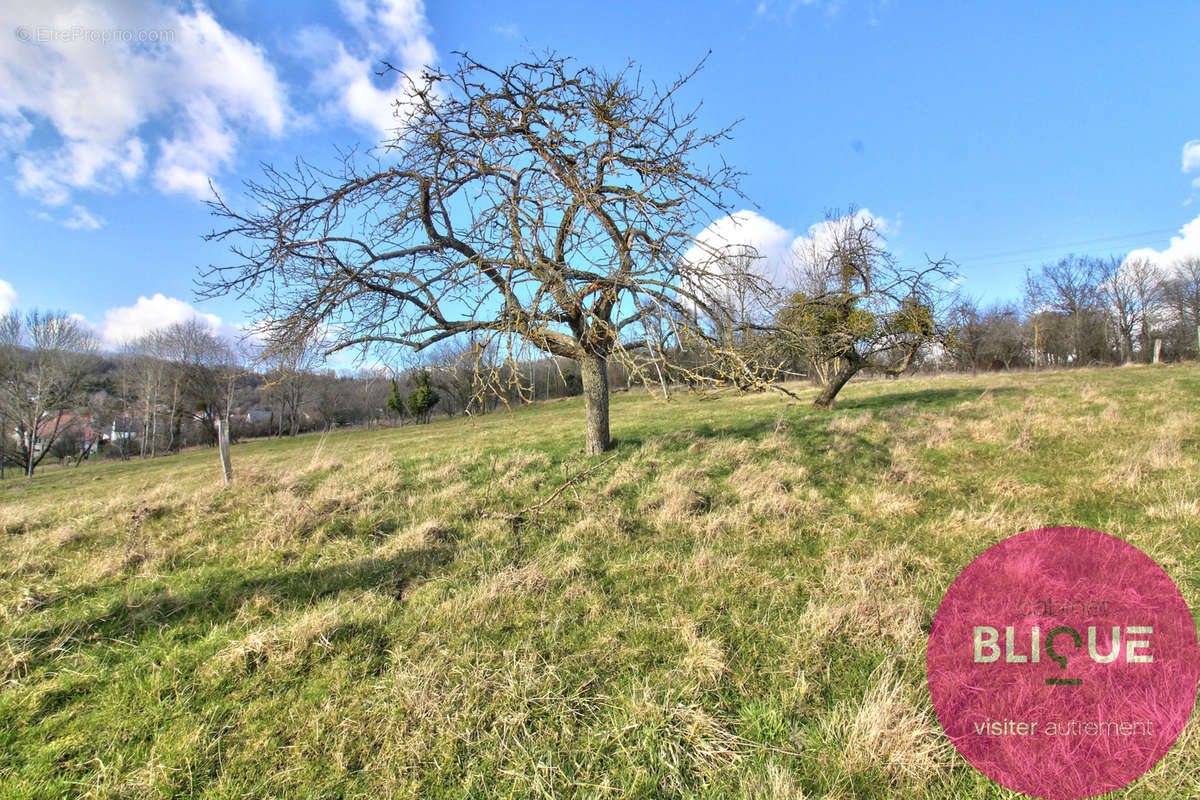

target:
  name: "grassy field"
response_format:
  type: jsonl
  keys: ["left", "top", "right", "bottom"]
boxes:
{"left": 1, "top": 365, "right": 1198, "bottom": 799}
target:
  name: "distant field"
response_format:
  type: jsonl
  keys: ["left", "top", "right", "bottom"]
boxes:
{"left": 2, "top": 365, "right": 1198, "bottom": 799}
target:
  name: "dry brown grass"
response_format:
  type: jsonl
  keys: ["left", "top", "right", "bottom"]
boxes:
{"left": 494, "top": 449, "right": 550, "bottom": 483}
{"left": 4, "top": 365, "right": 1197, "bottom": 799}
{"left": 1146, "top": 488, "right": 1200, "bottom": 523}
{"left": 827, "top": 411, "right": 874, "bottom": 435}
{"left": 378, "top": 519, "right": 453, "bottom": 557}
{"left": 673, "top": 616, "right": 728, "bottom": 689}
{"left": 207, "top": 590, "right": 398, "bottom": 678}
{"left": 920, "top": 416, "right": 957, "bottom": 449}
{"left": 738, "top": 761, "right": 807, "bottom": 799}
{"left": 728, "top": 461, "right": 809, "bottom": 517}
{"left": 602, "top": 458, "right": 655, "bottom": 497}
{"left": 625, "top": 695, "right": 750, "bottom": 794}
{"left": 819, "top": 663, "right": 948, "bottom": 787}
{"left": 641, "top": 465, "right": 712, "bottom": 525}
{"left": 755, "top": 432, "right": 794, "bottom": 455}
{"left": 797, "top": 543, "right": 939, "bottom": 655}
{"left": 935, "top": 505, "right": 1038, "bottom": 548}
{"left": 0, "top": 641, "right": 32, "bottom": 684}
{"left": 846, "top": 485, "right": 918, "bottom": 519}
{"left": 703, "top": 438, "right": 753, "bottom": 467}
{"left": 883, "top": 441, "right": 923, "bottom": 484}
{"left": 476, "top": 563, "right": 550, "bottom": 602}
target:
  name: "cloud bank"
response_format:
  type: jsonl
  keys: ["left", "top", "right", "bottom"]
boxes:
{"left": 1126, "top": 214, "right": 1200, "bottom": 271}
{"left": 86, "top": 293, "right": 241, "bottom": 350}
{"left": 0, "top": 0, "right": 288, "bottom": 214}
{"left": 0, "top": 0, "right": 438, "bottom": 223}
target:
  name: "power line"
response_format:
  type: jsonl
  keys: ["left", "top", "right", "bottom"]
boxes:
{"left": 958, "top": 227, "right": 1179, "bottom": 265}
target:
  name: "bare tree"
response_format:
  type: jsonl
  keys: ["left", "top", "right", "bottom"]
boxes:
{"left": 1101, "top": 256, "right": 1137, "bottom": 364}
{"left": 201, "top": 53, "right": 758, "bottom": 454}
{"left": 0, "top": 310, "right": 97, "bottom": 477}
{"left": 1025, "top": 255, "right": 1109, "bottom": 364}
{"left": 424, "top": 339, "right": 482, "bottom": 416}
{"left": 312, "top": 371, "right": 350, "bottom": 431}
{"left": 978, "top": 303, "right": 1027, "bottom": 370}
{"left": 257, "top": 332, "right": 322, "bottom": 437}
{"left": 163, "top": 319, "right": 239, "bottom": 446}
{"left": 123, "top": 329, "right": 170, "bottom": 456}
{"left": 1104, "top": 256, "right": 1164, "bottom": 363}
{"left": 353, "top": 367, "right": 390, "bottom": 427}
{"left": 947, "top": 296, "right": 983, "bottom": 374}
{"left": 772, "top": 211, "right": 954, "bottom": 409}
{"left": 1164, "top": 257, "right": 1200, "bottom": 358}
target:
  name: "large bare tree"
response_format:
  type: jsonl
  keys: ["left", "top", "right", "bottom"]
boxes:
{"left": 201, "top": 53, "right": 755, "bottom": 453}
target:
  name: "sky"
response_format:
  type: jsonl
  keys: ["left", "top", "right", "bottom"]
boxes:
{"left": 1, "top": 0, "right": 1199, "bottom": 359}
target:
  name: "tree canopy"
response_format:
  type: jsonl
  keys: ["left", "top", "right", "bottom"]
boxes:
{"left": 771, "top": 211, "right": 954, "bottom": 408}
{"left": 202, "top": 52, "right": 760, "bottom": 453}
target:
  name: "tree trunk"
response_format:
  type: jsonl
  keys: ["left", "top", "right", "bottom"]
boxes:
{"left": 579, "top": 352, "right": 611, "bottom": 454}
{"left": 813, "top": 359, "right": 860, "bottom": 410}
{"left": 216, "top": 417, "right": 233, "bottom": 485}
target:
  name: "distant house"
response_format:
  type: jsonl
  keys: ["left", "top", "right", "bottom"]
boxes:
{"left": 110, "top": 417, "right": 138, "bottom": 441}
{"left": 21, "top": 413, "right": 102, "bottom": 457}
{"left": 241, "top": 409, "right": 272, "bottom": 425}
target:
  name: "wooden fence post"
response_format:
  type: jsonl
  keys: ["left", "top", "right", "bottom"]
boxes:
{"left": 216, "top": 417, "right": 233, "bottom": 485}
{"left": 1153, "top": 338, "right": 1162, "bottom": 365}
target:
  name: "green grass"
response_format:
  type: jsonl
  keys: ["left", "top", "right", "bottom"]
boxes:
{"left": 2, "top": 365, "right": 1199, "bottom": 798}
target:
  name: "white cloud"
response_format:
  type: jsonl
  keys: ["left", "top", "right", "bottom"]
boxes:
{"left": 96, "top": 293, "right": 239, "bottom": 349}
{"left": 1184, "top": 140, "right": 1200, "bottom": 189}
{"left": 1125, "top": 214, "right": 1200, "bottom": 271}
{"left": 154, "top": 97, "right": 237, "bottom": 199}
{"left": 755, "top": 0, "right": 844, "bottom": 21}
{"left": 786, "top": 207, "right": 887, "bottom": 277}
{"left": 304, "top": 0, "right": 437, "bottom": 136}
{"left": 685, "top": 209, "right": 795, "bottom": 286}
{"left": 1183, "top": 140, "right": 1200, "bottom": 173}
{"left": 686, "top": 207, "right": 890, "bottom": 293}
{"left": 63, "top": 205, "right": 103, "bottom": 230}
{"left": 0, "top": 278, "right": 17, "bottom": 314}
{"left": 30, "top": 203, "right": 103, "bottom": 229}
{"left": 0, "top": 1, "right": 288, "bottom": 214}
{"left": 681, "top": 208, "right": 891, "bottom": 322}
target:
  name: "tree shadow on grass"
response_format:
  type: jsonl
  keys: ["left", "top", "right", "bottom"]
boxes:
{"left": 834, "top": 385, "right": 1020, "bottom": 413}
{"left": 612, "top": 411, "right": 884, "bottom": 497}
{"left": 615, "top": 384, "right": 1022, "bottom": 496}
{"left": 11, "top": 539, "right": 458, "bottom": 680}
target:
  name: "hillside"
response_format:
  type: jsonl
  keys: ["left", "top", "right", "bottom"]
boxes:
{"left": 2, "top": 366, "right": 1198, "bottom": 799}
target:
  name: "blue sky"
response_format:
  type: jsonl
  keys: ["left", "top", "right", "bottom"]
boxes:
{"left": 2, "top": 0, "right": 1199, "bottom": 355}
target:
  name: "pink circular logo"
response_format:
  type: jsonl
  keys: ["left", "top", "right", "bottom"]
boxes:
{"left": 927, "top": 527, "right": 1199, "bottom": 799}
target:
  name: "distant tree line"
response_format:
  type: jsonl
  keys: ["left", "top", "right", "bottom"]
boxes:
{"left": 948, "top": 255, "right": 1200, "bottom": 372}
{"left": 0, "top": 314, "right": 596, "bottom": 475}
{"left": 2, "top": 248, "right": 1197, "bottom": 477}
